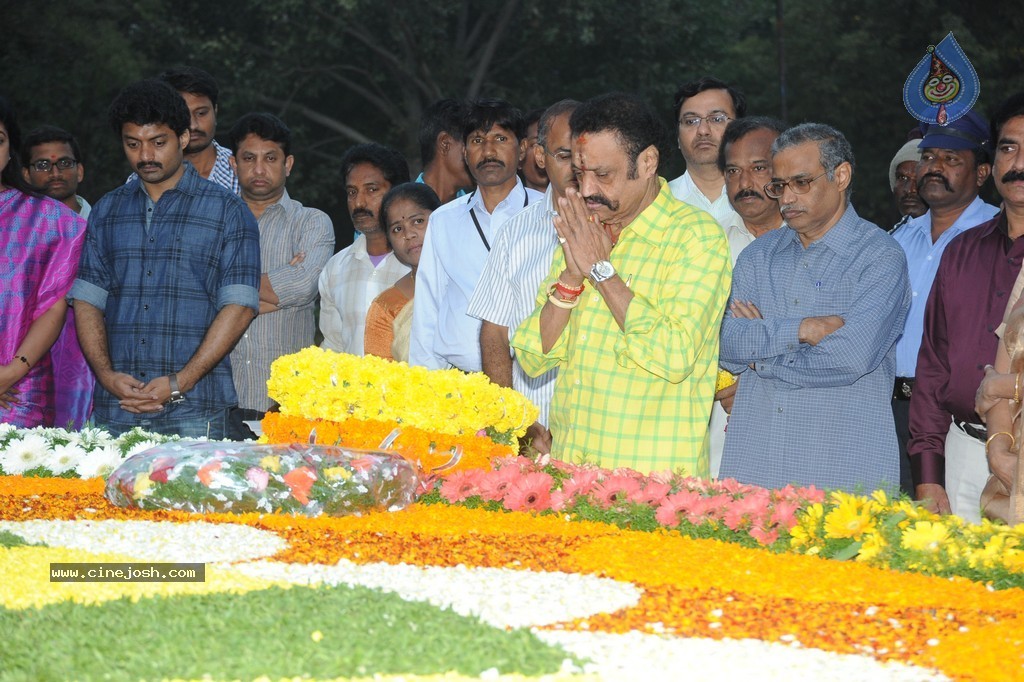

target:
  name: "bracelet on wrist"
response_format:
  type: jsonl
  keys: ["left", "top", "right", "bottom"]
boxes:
{"left": 547, "top": 292, "right": 581, "bottom": 309}
{"left": 16, "top": 355, "right": 31, "bottom": 369}
{"left": 1014, "top": 372, "right": 1021, "bottom": 405}
{"left": 554, "top": 278, "right": 585, "bottom": 296}
{"left": 548, "top": 283, "right": 581, "bottom": 303}
{"left": 986, "top": 431, "right": 1015, "bottom": 452}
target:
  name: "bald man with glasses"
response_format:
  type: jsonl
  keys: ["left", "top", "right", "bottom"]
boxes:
{"left": 718, "top": 122, "right": 911, "bottom": 495}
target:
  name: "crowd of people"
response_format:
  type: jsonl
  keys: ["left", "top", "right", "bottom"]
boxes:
{"left": 3, "top": 66, "right": 1024, "bottom": 526}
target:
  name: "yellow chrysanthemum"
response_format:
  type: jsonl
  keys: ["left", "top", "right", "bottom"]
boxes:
{"left": 855, "top": 532, "right": 888, "bottom": 564}
{"left": 824, "top": 497, "right": 876, "bottom": 540}
{"left": 902, "top": 520, "right": 950, "bottom": 552}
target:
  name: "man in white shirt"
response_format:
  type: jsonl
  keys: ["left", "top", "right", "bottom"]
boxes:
{"left": 468, "top": 99, "right": 579, "bottom": 454}
{"left": 410, "top": 99, "right": 543, "bottom": 371}
{"left": 709, "top": 116, "right": 786, "bottom": 477}
{"left": 318, "top": 143, "right": 411, "bottom": 354}
{"left": 668, "top": 76, "right": 746, "bottom": 229}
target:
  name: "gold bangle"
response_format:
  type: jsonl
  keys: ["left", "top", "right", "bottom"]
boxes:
{"left": 547, "top": 293, "right": 580, "bottom": 310}
{"left": 1014, "top": 372, "right": 1021, "bottom": 405}
{"left": 985, "top": 431, "right": 1015, "bottom": 452}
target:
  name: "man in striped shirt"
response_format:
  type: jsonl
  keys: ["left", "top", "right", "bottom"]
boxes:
{"left": 226, "top": 113, "right": 334, "bottom": 439}
{"left": 159, "top": 66, "right": 238, "bottom": 193}
{"left": 468, "top": 99, "right": 579, "bottom": 454}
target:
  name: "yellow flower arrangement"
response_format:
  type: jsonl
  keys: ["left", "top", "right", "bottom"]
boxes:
{"left": 267, "top": 348, "right": 538, "bottom": 440}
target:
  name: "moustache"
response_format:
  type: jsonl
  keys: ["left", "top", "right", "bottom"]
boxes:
{"left": 918, "top": 172, "right": 952, "bottom": 192}
{"left": 476, "top": 158, "right": 504, "bottom": 169}
{"left": 137, "top": 162, "right": 163, "bottom": 171}
{"left": 733, "top": 189, "right": 765, "bottom": 202}
{"left": 351, "top": 208, "right": 375, "bottom": 220}
{"left": 583, "top": 193, "right": 615, "bottom": 210}
{"left": 1002, "top": 170, "right": 1024, "bottom": 184}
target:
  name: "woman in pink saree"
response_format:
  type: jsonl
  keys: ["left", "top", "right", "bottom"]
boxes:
{"left": 0, "top": 96, "right": 88, "bottom": 427}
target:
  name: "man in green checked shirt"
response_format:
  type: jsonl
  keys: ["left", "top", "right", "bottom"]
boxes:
{"left": 511, "top": 93, "right": 732, "bottom": 476}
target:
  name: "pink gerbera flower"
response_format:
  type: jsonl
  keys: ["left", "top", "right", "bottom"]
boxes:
{"left": 769, "top": 499, "right": 801, "bottom": 529}
{"left": 750, "top": 525, "right": 780, "bottom": 545}
{"left": 591, "top": 475, "right": 643, "bottom": 509}
{"left": 629, "top": 480, "right": 672, "bottom": 507}
{"left": 479, "top": 465, "right": 520, "bottom": 501}
{"left": 439, "top": 469, "right": 485, "bottom": 502}
{"left": 502, "top": 471, "right": 554, "bottom": 512}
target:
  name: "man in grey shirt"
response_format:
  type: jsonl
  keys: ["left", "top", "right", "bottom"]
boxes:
{"left": 226, "top": 113, "right": 334, "bottom": 438}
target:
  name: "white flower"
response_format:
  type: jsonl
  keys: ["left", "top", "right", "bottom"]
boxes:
{"left": 74, "top": 444, "right": 125, "bottom": 479}
{"left": 0, "top": 423, "right": 18, "bottom": 437}
{"left": 43, "top": 442, "right": 89, "bottom": 475}
{"left": 125, "top": 440, "right": 159, "bottom": 459}
{"left": 0, "top": 434, "right": 50, "bottom": 474}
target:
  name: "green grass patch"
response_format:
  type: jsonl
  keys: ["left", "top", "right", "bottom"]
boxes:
{"left": 0, "top": 530, "right": 42, "bottom": 548}
{"left": 0, "top": 583, "right": 575, "bottom": 681}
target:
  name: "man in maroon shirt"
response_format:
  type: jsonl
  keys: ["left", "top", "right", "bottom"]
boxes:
{"left": 909, "top": 99, "right": 1024, "bottom": 522}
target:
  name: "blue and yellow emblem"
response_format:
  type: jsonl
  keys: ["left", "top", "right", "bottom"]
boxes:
{"left": 903, "top": 32, "right": 979, "bottom": 126}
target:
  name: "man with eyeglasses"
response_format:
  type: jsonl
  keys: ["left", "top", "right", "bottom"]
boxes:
{"left": 719, "top": 123, "right": 911, "bottom": 494}
{"left": 21, "top": 126, "right": 90, "bottom": 217}
{"left": 890, "top": 113, "right": 997, "bottom": 500}
{"left": 668, "top": 76, "right": 745, "bottom": 230}
{"left": 18, "top": 125, "right": 96, "bottom": 429}
{"left": 467, "top": 99, "right": 579, "bottom": 456}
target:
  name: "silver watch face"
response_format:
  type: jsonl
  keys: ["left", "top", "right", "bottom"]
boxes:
{"left": 591, "top": 260, "right": 615, "bottom": 282}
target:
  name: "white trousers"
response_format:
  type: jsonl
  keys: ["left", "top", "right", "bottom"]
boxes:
{"left": 709, "top": 401, "right": 727, "bottom": 479}
{"left": 944, "top": 422, "right": 993, "bottom": 524}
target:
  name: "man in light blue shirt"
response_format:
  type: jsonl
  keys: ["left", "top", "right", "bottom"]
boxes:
{"left": 890, "top": 111, "right": 996, "bottom": 494}
{"left": 720, "top": 123, "right": 910, "bottom": 494}
{"left": 409, "top": 99, "right": 543, "bottom": 372}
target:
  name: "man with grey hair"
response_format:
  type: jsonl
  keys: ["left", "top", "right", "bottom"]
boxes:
{"left": 719, "top": 123, "right": 911, "bottom": 494}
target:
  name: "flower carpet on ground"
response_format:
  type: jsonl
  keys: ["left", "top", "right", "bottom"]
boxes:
{"left": 4, "top": 474, "right": 1024, "bottom": 681}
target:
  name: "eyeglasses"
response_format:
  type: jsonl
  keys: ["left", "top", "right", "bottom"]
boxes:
{"left": 678, "top": 113, "right": 732, "bottom": 128}
{"left": 544, "top": 147, "right": 572, "bottom": 163}
{"left": 28, "top": 157, "right": 78, "bottom": 173}
{"left": 764, "top": 171, "right": 828, "bottom": 199}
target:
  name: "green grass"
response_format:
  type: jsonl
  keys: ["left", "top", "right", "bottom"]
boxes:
{"left": 0, "top": 584, "right": 575, "bottom": 681}
{"left": 0, "top": 530, "right": 42, "bottom": 548}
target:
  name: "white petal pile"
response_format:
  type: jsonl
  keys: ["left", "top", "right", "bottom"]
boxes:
{"left": 534, "top": 631, "right": 950, "bottom": 682}
{"left": 229, "top": 559, "right": 642, "bottom": 629}
{"left": 0, "top": 520, "right": 286, "bottom": 563}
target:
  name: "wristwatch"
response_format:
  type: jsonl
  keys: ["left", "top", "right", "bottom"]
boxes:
{"left": 167, "top": 373, "right": 186, "bottom": 404}
{"left": 589, "top": 260, "right": 616, "bottom": 283}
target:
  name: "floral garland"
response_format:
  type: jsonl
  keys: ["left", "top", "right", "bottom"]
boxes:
{"left": 260, "top": 412, "right": 509, "bottom": 473}
{"left": 266, "top": 348, "right": 538, "bottom": 443}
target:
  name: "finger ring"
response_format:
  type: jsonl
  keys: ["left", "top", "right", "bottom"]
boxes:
{"left": 558, "top": 237, "right": 567, "bottom": 244}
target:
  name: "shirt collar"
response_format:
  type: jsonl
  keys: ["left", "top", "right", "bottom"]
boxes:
{"left": 784, "top": 203, "right": 862, "bottom": 256}
{"left": 463, "top": 177, "right": 527, "bottom": 215}
{"left": 623, "top": 178, "right": 677, "bottom": 245}
{"left": 132, "top": 162, "right": 201, "bottom": 199}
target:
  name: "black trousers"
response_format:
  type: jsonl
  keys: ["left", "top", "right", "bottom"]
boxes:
{"left": 891, "top": 397, "right": 916, "bottom": 497}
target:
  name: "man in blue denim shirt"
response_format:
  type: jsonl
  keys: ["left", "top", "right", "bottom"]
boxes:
{"left": 69, "top": 79, "right": 260, "bottom": 438}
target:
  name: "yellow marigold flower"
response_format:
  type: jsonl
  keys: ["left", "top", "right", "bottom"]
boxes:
{"left": 902, "top": 520, "right": 949, "bottom": 552}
